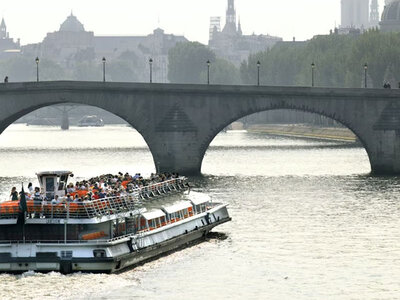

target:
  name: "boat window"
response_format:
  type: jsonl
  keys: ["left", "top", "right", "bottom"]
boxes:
{"left": 149, "top": 219, "right": 155, "bottom": 228}
{"left": 93, "top": 249, "right": 106, "bottom": 258}
{"left": 60, "top": 174, "right": 69, "bottom": 184}
{"left": 58, "top": 181, "right": 65, "bottom": 191}
{"left": 139, "top": 217, "right": 147, "bottom": 230}
{"left": 46, "top": 177, "right": 55, "bottom": 192}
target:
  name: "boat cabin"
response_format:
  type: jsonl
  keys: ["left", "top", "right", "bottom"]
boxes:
{"left": 36, "top": 171, "right": 73, "bottom": 200}
{"left": 162, "top": 201, "right": 193, "bottom": 223}
{"left": 190, "top": 197, "right": 210, "bottom": 214}
{"left": 137, "top": 209, "right": 166, "bottom": 231}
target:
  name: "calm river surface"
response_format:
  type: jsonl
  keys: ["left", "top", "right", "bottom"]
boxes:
{"left": 0, "top": 124, "right": 399, "bottom": 300}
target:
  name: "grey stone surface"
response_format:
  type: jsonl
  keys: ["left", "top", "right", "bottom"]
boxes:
{"left": 0, "top": 81, "right": 400, "bottom": 175}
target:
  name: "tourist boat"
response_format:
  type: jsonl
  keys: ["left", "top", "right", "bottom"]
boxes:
{"left": 0, "top": 171, "right": 231, "bottom": 274}
{"left": 77, "top": 115, "right": 104, "bottom": 127}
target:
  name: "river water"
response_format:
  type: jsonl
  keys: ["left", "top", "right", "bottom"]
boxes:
{"left": 0, "top": 124, "right": 399, "bottom": 299}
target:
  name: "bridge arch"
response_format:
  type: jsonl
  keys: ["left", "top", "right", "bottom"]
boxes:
{"left": 0, "top": 99, "right": 158, "bottom": 173}
{"left": 198, "top": 101, "right": 373, "bottom": 175}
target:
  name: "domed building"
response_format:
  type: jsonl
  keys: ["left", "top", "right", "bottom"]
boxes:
{"left": 380, "top": 0, "right": 400, "bottom": 32}
{"left": 40, "top": 13, "right": 95, "bottom": 64}
{"left": 59, "top": 13, "right": 85, "bottom": 32}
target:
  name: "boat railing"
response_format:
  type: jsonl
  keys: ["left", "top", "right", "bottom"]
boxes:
{"left": 0, "top": 177, "right": 187, "bottom": 220}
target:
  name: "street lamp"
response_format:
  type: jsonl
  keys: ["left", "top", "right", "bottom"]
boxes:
{"left": 207, "top": 60, "right": 211, "bottom": 85}
{"left": 149, "top": 58, "right": 153, "bottom": 83}
{"left": 364, "top": 63, "right": 368, "bottom": 88}
{"left": 102, "top": 57, "right": 106, "bottom": 82}
{"left": 257, "top": 61, "right": 261, "bottom": 86}
{"left": 35, "top": 57, "right": 39, "bottom": 82}
{"left": 311, "top": 62, "right": 315, "bottom": 87}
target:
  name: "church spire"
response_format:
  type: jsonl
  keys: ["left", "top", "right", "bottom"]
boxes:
{"left": 0, "top": 18, "right": 6, "bottom": 39}
{"left": 226, "top": 0, "right": 236, "bottom": 26}
{"left": 222, "top": 0, "right": 237, "bottom": 35}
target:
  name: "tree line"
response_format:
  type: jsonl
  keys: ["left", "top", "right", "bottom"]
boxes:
{"left": 3, "top": 29, "right": 400, "bottom": 88}
{"left": 0, "top": 50, "right": 146, "bottom": 83}
{"left": 169, "top": 29, "right": 400, "bottom": 88}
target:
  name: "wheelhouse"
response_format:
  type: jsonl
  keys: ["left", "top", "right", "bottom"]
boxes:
{"left": 36, "top": 171, "right": 73, "bottom": 200}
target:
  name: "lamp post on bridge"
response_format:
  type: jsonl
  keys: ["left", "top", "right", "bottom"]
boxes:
{"left": 102, "top": 57, "right": 106, "bottom": 82}
{"left": 207, "top": 60, "right": 211, "bottom": 85}
{"left": 311, "top": 62, "right": 315, "bottom": 87}
{"left": 257, "top": 60, "right": 261, "bottom": 86}
{"left": 364, "top": 63, "right": 368, "bottom": 88}
{"left": 149, "top": 58, "right": 153, "bottom": 83}
{"left": 35, "top": 57, "right": 40, "bottom": 82}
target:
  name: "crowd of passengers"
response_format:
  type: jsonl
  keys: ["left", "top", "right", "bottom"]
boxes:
{"left": 10, "top": 172, "right": 181, "bottom": 206}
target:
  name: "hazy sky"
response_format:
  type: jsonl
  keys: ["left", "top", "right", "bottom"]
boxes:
{"left": 1, "top": 0, "right": 388, "bottom": 45}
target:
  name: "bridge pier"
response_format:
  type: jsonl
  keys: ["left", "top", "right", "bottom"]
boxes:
{"left": 366, "top": 130, "right": 400, "bottom": 175}
{"left": 147, "top": 133, "right": 203, "bottom": 176}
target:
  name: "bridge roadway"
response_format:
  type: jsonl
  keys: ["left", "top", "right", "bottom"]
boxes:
{"left": 0, "top": 81, "right": 400, "bottom": 175}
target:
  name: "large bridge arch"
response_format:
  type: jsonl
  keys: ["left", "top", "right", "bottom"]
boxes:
{"left": 199, "top": 105, "right": 373, "bottom": 175}
{"left": 0, "top": 83, "right": 160, "bottom": 170}
{"left": 1, "top": 81, "right": 400, "bottom": 175}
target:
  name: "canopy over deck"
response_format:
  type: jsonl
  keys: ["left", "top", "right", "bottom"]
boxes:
{"left": 162, "top": 201, "right": 192, "bottom": 214}
{"left": 141, "top": 209, "right": 165, "bottom": 220}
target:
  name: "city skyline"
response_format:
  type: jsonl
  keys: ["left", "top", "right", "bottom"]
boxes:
{"left": 0, "top": 0, "right": 388, "bottom": 46}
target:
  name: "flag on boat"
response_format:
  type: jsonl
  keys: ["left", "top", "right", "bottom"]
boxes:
{"left": 18, "top": 185, "right": 27, "bottom": 225}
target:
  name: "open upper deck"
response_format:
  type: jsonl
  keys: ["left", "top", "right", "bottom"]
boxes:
{"left": 0, "top": 177, "right": 187, "bottom": 224}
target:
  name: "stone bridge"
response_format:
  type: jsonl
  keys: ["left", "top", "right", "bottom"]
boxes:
{"left": 0, "top": 81, "right": 400, "bottom": 175}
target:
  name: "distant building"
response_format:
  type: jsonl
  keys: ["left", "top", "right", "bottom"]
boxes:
{"left": 22, "top": 13, "right": 188, "bottom": 83}
{"left": 95, "top": 28, "right": 187, "bottom": 83}
{"left": 209, "top": 17, "right": 221, "bottom": 41}
{"left": 380, "top": 0, "right": 400, "bottom": 32}
{"left": 40, "top": 13, "right": 95, "bottom": 65}
{"left": 0, "top": 18, "right": 21, "bottom": 59}
{"left": 341, "top": 0, "right": 370, "bottom": 29}
{"left": 370, "top": 0, "right": 380, "bottom": 27}
{"left": 209, "top": 0, "right": 282, "bottom": 66}
{"left": 340, "top": 0, "right": 382, "bottom": 33}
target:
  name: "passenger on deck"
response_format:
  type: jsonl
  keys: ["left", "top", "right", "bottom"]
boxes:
{"left": 33, "top": 187, "right": 43, "bottom": 217}
{"left": 10, "top": 187, "right": 18, "bottom": 201}
{"left": 66, "top": 194, "right": 73, "bottom": 202}
{"left": 51, "top": 195, "right": 59, "bottom": 205}
{"left": 73, "top": 195, "right": 82, "bottom": 204}
{"left": 27, "top": 182, "right": 33, "bottom": 194}
{"left": 99, "top": 190, "right": 107, "bottom": 199}
{"left": 67, "top": 183, "right": 75, "bottom": 193}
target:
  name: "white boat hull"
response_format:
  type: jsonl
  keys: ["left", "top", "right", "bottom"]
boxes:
{"left": 0, "top": 204, "right": 230, "bottom": 274}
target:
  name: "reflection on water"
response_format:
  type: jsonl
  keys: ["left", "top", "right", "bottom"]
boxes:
{"left": 0, "top": 125, "right": 399, "bottom": 300}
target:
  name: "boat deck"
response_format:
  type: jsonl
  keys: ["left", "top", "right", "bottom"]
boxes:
{"left": 0, "top": 178, "right": 187, "bottom": 221}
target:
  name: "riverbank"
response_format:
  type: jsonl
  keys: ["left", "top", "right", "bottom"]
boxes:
{"left": 246, "top": 124, "right": 357, "bottom": 143}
